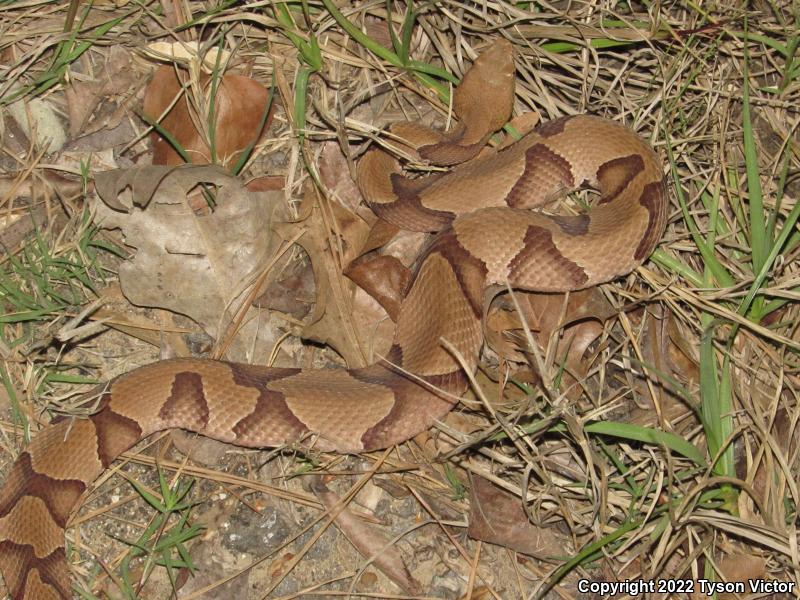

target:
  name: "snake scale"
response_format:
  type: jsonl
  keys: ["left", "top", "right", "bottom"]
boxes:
{"left": 0, "top": 40, "right": 667, "bottom": 599}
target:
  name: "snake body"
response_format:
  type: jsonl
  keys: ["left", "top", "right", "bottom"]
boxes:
{"left": 0, "top": 40, "right": 666, "bottom": 599}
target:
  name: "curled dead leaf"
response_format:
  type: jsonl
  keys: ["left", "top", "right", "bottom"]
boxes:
{"left": 486, "top": 289, "right": 613, "bottom": 399}
{"left": 274, "top": 188, "right": 396, "bottom": 367}
{"left": 467, "top": 475, "right": 564, "bottom": 557}
{"left": 92, "top": 164, "right": 285, "bottom": 360}
{"left": 344, "top": 255, "right": 412, "bottom": 322}
{"left": 143, "top": 41, "right": 231, "bottom": 73}
{"left": 143, "top": 66, "right": 274, "bottom": 169}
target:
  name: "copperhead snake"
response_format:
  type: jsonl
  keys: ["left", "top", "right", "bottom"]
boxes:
{"left": 0, "top": 40, "right": 667, "bottom": 599}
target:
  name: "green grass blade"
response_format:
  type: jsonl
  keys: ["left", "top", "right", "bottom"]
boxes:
{"left": 537, "top": 518, "right": 641, "bottom": 597}
{"left": 584, "top": 422, "right": 706, "bottom": 466}
{"left": 741, "top": 21, "right": 768, "bottom": 282}
{"left": 665, "top": 133, "right": 734, "bottom": 288}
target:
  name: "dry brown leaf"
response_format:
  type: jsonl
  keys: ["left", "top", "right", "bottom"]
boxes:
{"left": 274, "top": 189, "right": 395, "bottom": 367}
{"left": 92, "top": 164, "right": 284, "bottom": 360}
{"left": 627, "top": 309, "right": 698, "bottom": 430}
{"left": 348, "top": 287, "right": 396, "bottom": 361}
{"left": 65, "top": 46, "right": 138, "bottom": 139}
{"left": 168, "top": 430, "right": 230, "bottom": 467}
{"left": 716, "top": 553, "right": 768, "bottom": 600}
{"left": 91, "top": 283, "right": 192, "bottom": 353}
{"left": 745, "top": 407, "right": 800, "bottom": 524}
{"left": 486, "top": 289, "right": 613, "bottom": 399}
{"left": 6, "top": 82, "right": 67, "bottom": 151}
{"left": 344, "top": 255, "right": 412, "bottom": 322}
{"left": 310, "top": 477, "right": 422, "bottom": 595}
{"left": 318, "top": 141, "right": 363, "bottom": 213}
{"left": 467, "top": 475, "right": 564, "bottom": 557}
{"left": 245, "top": 175, "right": 286, "bottom": 192}
{"left": 361, "top": 219, "right": 401, "bottom": 255}
{"left": 253, "top": 256, "right": 315, "bottom": 319}
{"left": 0, "top": 198, "right": 70, "bottom": 253}
{"left": 143, "top": 66, "right": 274, "bottom": 168}
{"left": 667, "top": 315, "right": 700, "bottom": 386}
